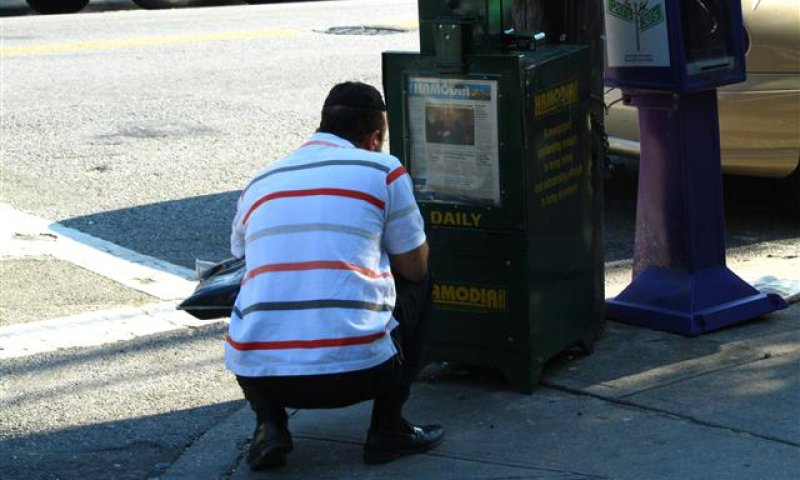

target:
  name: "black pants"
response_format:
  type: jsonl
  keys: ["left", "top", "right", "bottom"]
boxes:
{"left": 236, "top": 271, "right": 433, "bottom": 430}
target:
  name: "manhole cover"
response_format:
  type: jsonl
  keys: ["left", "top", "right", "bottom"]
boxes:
{"left": 318, "top": 26, "right": 408, "bottom": 36}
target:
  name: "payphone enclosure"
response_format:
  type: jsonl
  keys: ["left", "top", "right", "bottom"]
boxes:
{"left": 602, "top": 0, "right": 787, "bottom": 335}
{"left": 604, "top": 0, "right": 747, "bottom": 93}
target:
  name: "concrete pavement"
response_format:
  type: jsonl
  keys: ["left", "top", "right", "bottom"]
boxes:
{"left": 163, "top": 303, "right": 799, "bottom": 480}
{"left": 1, "top": 203, "right": 798, "bottom": 479}
{"left": 166, "top": 254, "right": 800, "bottom": 480}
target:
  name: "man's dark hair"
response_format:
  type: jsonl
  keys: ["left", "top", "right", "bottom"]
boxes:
{"left": 318, "top": 82, "right": 387, "bottom": 146}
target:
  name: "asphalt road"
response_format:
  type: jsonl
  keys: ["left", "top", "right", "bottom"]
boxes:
{"left": 1, "top": 1, "right": 798, "bottom": 479}
{"left": 1, "top": 2, "right": 422, "bottom": 479}
{"left": 1, "top": 0, "right": 420, "bottom": 268}
{"left": 3, "top": 0, "right": 797, "bottom": 268}
{"left": 1, "top": 323, "right": 242, "bottom": 480}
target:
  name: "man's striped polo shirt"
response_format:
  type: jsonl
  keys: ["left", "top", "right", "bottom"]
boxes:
{"left": 225, "top": 133, "right": 426, "bottom": 377}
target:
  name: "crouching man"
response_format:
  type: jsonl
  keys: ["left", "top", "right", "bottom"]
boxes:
{"left": 225, "top": 81, "right": 444, "bottom": 470}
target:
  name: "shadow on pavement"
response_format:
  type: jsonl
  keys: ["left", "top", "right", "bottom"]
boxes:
{"left": 0, "top": 323, "right": 245, "bottom": 480}
{"left": 60, "top": 191, "right": 239, "bottom": 270}
{"left": 0, "top": 401, "right": 245, "bottom": 480}
{"left": 53, "top": 170, "right": 800, "bottom": 276}
{"left": 604, "top": 167, "right": 800, "bottom": 263}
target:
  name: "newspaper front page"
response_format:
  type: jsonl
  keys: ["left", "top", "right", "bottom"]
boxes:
{"left": 407, "top": 77, "right": 501, "bottom": 206}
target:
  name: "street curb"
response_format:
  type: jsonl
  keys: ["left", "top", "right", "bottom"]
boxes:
{"left": 0, "top": 301, "right": 225, "bottom": 359}
{"left": 162, "top": 405, "right": 252, "bottom": 480}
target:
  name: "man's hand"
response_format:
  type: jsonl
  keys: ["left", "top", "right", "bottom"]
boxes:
{"left": 389, "top": 242, "right": 429, "bottom": 283}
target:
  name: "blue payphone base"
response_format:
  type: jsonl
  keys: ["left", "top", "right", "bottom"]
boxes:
{"left": 606, "top": 265, "right": 786, "bottom": 337}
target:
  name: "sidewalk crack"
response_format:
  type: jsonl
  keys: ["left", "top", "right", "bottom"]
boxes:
{"left": 541, "top": 382, "right": 800, "bottom": 449}
{"left": 616, "top": 354, "right": 770, "bottom": 399}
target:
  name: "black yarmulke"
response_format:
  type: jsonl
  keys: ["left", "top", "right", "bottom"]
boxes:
{"left": 323, "top": 82, "right": 387, "bottom": 111}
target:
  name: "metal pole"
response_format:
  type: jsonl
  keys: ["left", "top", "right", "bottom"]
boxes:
{"left": 511, "top": 0, "right": 543, "bottom": 31}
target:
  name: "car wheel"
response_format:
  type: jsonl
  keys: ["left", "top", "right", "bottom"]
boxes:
{"left": 25, "top": 0, "right": 89, "bottom": 14}
{"left": 132, "top": 0, "right": 192, "bottom": 9}
{"left": 778, "top": 161, "right": 800, "bottom": 216}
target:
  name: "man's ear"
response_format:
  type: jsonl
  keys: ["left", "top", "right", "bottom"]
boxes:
{"left": 365, "top": 130, "right": 383, "bottom": 152}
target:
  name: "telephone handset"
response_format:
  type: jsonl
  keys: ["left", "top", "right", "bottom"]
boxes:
{"left": 690, "top": 0, "right": 721, "bottom": 37}
{"left": 681, "top": 0, "right": 733, "bottom": 73}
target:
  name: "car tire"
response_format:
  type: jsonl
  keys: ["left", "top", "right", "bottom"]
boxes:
{"left": 25, "top": 0, "right": 89, "bottom": 14}
{"left": 131, "top": 0, "right": 192, "bottom": 9}
{"left": 778, "top": 161, "right": 800, "bottom": 216}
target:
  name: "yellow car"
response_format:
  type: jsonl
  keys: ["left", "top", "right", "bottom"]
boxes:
{"left": 605, "top": 0, "right": 800, "bottom": 213}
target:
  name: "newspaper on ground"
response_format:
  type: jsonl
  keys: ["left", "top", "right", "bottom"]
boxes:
{"left": 753, "top": 275, "right": 800, "bottom": 304}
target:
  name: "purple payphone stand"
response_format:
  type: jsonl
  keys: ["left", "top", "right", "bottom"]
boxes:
{"left": 603, "top": 0, "right": 786, "bottom": 335}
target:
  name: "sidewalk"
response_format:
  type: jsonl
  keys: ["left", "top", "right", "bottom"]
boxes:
{"left": 167, "top": 261, "right": 800, "bottom": 480}
{"left": 3, "top": 203, "right": 796, "bottom": 479}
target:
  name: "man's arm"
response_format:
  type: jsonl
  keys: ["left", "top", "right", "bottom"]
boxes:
{"left": 230, "top": 203, "right": 246, "bottom": 259}
{"left": 389, "top": 241, "right": 429, "bottom": 283}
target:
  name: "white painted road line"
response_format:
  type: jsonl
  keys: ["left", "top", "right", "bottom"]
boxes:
{"left": 0, "top": 302, "right": 224, "bottom": 360}
{"left": 0, "top": 203, "right": 196, "bottom": 301}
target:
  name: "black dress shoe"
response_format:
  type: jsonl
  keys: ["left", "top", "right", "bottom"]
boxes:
{"left": 246, "top": 422, "right": 294, "bottom": 470}
{"left": 363, "top": 423, "right": 445, "bottom": 464}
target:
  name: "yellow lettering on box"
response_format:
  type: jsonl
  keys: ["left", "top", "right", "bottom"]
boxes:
{"left": 456, "top": 286, "right": 469, "bottom": 302}
{"left": 544, "top": 121, "right": 573, "bottom": 139}
{"left": 535, "top": 81, "right": 580, "bottom": 119}
{"left": 432, "top": 283, "right": 509, "bottom": 311}
{"left": 429, "top": 211, "right": 482, "bottom": 228}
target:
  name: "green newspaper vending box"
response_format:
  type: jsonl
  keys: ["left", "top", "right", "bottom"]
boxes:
{"left": 383, "top": 0, "right": 604, "bottom": 393}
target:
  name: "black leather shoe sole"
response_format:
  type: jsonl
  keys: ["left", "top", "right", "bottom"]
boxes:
{"left": 363, "top": 425, "right": 445, "bottom": 464}
{"left": 364, "top": 437, "right": 443, "bottom": 464}
{"left": 247, "top": 443, "right": 293, "bottom": 470}
{"left": 246, "top": 422, "right": 294, "bottom": 471}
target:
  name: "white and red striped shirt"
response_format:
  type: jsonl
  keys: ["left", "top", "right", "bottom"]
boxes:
{"left": 225, "top": 133, "right": 426, "bottom": 377}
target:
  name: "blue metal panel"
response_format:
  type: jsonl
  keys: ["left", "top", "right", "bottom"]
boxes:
{"left": 604, "top": 0, "right": 747, "bottom": 92}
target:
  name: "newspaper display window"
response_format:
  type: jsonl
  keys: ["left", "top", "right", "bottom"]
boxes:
{"left": 407, "top": 77, "right": 501, "bottom": 207}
